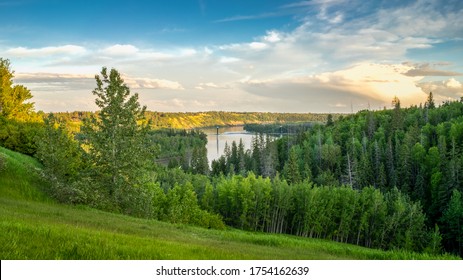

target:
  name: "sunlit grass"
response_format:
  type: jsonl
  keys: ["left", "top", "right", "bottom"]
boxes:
{"left": 0, "top": 147, "right": 50, "bottom": 202}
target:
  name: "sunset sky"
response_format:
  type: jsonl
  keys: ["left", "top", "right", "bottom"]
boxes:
{"left": 1, "top": 0, "right": 462, "bottom": 113}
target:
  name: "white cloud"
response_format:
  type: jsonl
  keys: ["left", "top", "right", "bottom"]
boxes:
{"left": 330, "top": 103, "right": 347, "bottom": 108}
{"left": 373, "top": 0, "right": 462, "bottom": 38}
{"left": 102, "top": 44, "right": 139, "bottom": 56}
{"left": 123, "top": 76, "right": 184, "bottom": 90}
{"left": 418, "top": 78, "right": 463, "bottom": 102}
{"left": 263, "top": 30, "right": 282, "bottom": 43}
{"left": 15, "top": 72, "right": 94, "bottom": 80}
{"left": 240, "top": 63, "right": 426, "bottom": 111}
{"left": 179, "top": 48, "right": 197, "bottom": 56}
{"left": 6, "top": 45, "right": 86, "bottom": 57}
{"left": 219, "top": 56, "right": 240, "bottom": 63}
{"left": 403, "top": 63, "right": 462, "bottom": 77}
{"left": 195, "top": 82, "right": 230, "bottom": 90}
{"left": 249, "top": 42, "right": 267, "bottom": 50}
{"left": 446, "top": 78, "right": 462, "bottom": 88}
{"left": 219, "top": 42, "right": 268, "bottom": 52}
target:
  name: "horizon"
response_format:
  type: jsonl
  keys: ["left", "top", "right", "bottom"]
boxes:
{"left": 1, "top": 0, "right": 462, "bottom": 113}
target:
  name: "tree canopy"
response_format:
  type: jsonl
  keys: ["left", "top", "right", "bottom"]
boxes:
{"left": 0, "top": 58, "right": 34, "bottom": 121}
{"left": 81, "top": 67, "right": 152, "bottom": 198}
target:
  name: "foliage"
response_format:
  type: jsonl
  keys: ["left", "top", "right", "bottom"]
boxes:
{"left": 440, "top": 189, "right": 463, "bottom": 256}
{"left": 0, "top": 58, "right": 42, "bottom": 155}
{"left": 3, "top": 56, "right": 462, "bottom": 257}
{"left": 148, "top": 128, "right": 208, "bottom": 174}
{"left": 228, "top": 98, "right": 463, "bottom": 255}
{"left": 80, "top": 67, "right": 154, "bottom": 206}
{"left": 0, "top": 58, "right": 34, "bottom": 121}
{"left": 0, "top": 153, "right": 3, "bottom": 172}
{"left": 31, "top": 67, "right": 222, "bottom": 229}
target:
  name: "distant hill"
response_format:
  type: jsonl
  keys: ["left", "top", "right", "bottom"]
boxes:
{"left": 46, "top": 111, "right": 343, "bottom": 130}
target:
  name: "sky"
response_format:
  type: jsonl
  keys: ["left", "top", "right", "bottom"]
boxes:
{"left": 1, "top": 0, "right": 463, "bottom": 113}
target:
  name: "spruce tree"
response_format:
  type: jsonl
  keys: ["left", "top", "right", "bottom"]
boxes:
{"left": 426, "top": 92, "right": 436, "bottom": 109}
{"left": 440, "top": 189, "right": 463, "bottom": 256}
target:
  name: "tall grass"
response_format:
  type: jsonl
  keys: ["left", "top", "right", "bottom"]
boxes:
{"left": 0, "top": 147, "right": 50, "bottom": 202}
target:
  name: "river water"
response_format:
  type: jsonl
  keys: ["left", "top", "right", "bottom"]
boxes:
{"left": 202, "top": 126, "right": 256, "bottom": 164}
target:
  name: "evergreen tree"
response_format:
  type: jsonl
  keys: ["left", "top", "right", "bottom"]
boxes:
{"left": 191, "top": 146, "right": 209, "bottom": 175}
{"left": 440, "top": 189, "right": 463, "bottom": 256}
{"left": 326, "top": 113, "right": 334, "bottom": 126}
{"left": 391, "top": 96, "right": 403, "bottom": 132}
{"left": 426, "top": 92, "right": 436, "bottom": 110}
{"left": 284, "top": 147, "right": 301, "bottom": 184}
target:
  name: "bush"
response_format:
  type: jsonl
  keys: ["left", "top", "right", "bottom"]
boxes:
{"left": 164, "top": 183, "right": 225, "bottom": 229}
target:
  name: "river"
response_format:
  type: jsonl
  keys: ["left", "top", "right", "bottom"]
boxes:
{"left": 202, "top": 126, "right": 256, "bottom": 164}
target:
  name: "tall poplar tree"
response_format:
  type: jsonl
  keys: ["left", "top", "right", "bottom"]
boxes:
{"left": 81, "top": 67, "right": 152, "bottom": 198}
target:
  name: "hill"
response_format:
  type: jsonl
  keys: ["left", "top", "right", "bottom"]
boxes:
{"left": 0, "top": 147, "right": 458, "bottom": 260}
{"left": 50, "top": 111, "right": 340, "bottom": 130}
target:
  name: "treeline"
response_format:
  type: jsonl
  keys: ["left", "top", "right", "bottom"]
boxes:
{"left": 152, "top": 167, "right": 433, "bottom": 252}
{"left": 148, "top": 129, "right": 209, "bottom": 174}
{"left": 1, "top": 58, "right": 460, "bottom": 257}
{"left": 210, "top": 174, "right": 430, "bottom": 252}
{"left": 50, "top": 111, "right": 333, "bottom": 130}
{"left": 244, "top": 122, "right": 318, "bottom": 135}
{"left": 213, "top": 94, "right": 463, "bottom": 256}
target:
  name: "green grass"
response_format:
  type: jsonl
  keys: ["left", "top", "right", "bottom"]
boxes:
{"left": 0, "top": 147, "right": 459, "bottom": 260}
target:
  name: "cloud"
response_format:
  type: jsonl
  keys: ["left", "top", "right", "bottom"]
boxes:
{"left": 364, "top": 0, "right": 463, "bottom": 42}
{"left": 418, "top": 78, "right": 463, "bottom": 102}
{"left": 14, "top": 72, "right": 185, "bottom": 112}
{"left": 102, "top": 44, "right": 139, "bottom": 56}
{"left": 195, "top": 82, "right": 230, "bottom": 90}
{"left": 219, "top": 56, "right": 241, "bottom": 63}
{"left": 14, "top": 72, "right": 184, "bottom": 92}
{"left": 123, "top": 76, "right": 184, "bottom": 90}
{"left": 249, "top": 42, "right": 268, "bottom": 50}
{"left": 5, "top": 45, "right": 86, "bottom": 57}
{"left": 330, "top": 103, "right": 347, "bottom": 108}
{"left": 219, "top": 42, "right": 268, "bottom": 52}
{"left": 15, "top": 72, "right": 94, "bottom": 81}
{"left": 14, "top": 73, "right": 94, "bottom": 92}
{"left": 214, "top": 12, "right": 279, "bottom": 23}
{"left": 403, "top": 63, "right": 462, "bottom": 77}
{"left": 240, "top": 63, "right": 425, "bottom": 111}
{"left": 263, "top": 30, "right": 282, "bottom": 43}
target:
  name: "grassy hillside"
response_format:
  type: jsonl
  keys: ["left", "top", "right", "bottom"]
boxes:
{"left": 0, "top": 147, "right": 50, "bottom": 202}
{"left": 0, "top": 147, "right": 458, "bottom": 260}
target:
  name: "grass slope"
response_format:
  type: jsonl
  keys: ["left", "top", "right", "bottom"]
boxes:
{"left": 0, "top": 147, "right": 459, "bottom": 260}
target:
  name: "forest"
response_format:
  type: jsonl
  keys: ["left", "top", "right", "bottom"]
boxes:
{"left": 46, "top": 109, "right": 333, "bottom": 130}
{"left": 1, "top": 57, "right": 462, "bottom": 257}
